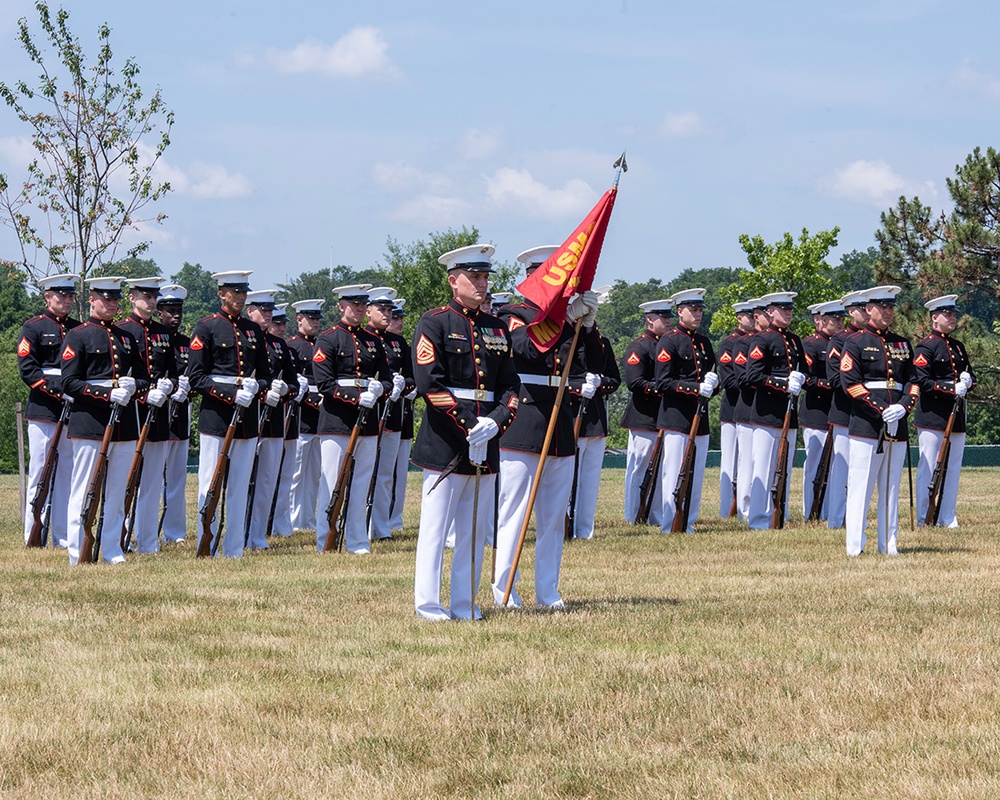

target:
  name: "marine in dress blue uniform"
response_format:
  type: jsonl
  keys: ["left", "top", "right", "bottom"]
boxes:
{"left": 188, "top": 270, "right": 272, "bottom": 558}
{"left": 156, "top": 285, "right": 193, "bottom": 544}
{"left": 286, "top": 299, "right": 325, "bottom": 532}
{"left": 266, "top": 303, "right": 304, "bottom": 538}
{"left": 244, "top": 290, "right": 296, "bottom": 550}
{"left": 824, "top": 290, "right": 870, "bottom": 529}
{"left": 117, "top": 277, "right": 178, "bottom": 553}
{"left": 913, "top": 294, "right": 975, "bottom": 528}
{"left": 733, "top": 298, "right": 769, "bottom": 524}
{"left": 312, "top": 284, "right": 391, "bottom": 554}
{"left": 620, "top": 299, "right": 673, "bottom": 526}
{"left": 717, "top": 301, "right": 754, "bottom": 518}
{"left": 364, "top": 286, "right": 415, "bottom": 542}
{"left": 411, "top": 245, "right": 519, "bottom": 620}
{"left": 492, "top": 245, "right": 603, "bottom": 609}
{"left": 840, "top": 286, "right": 919, "bottom": 556}
{"left": 17, "top": 273, "right": 81, "bottom": 547}
{"left": 799, "top": 299, "right": 843, "bottom": 520}
{"left": 653, "top": 288, "right": 719, "bottom": 533}
{"left": 61, "top": 277, "right": 151, "bottom": 565}
{"left": 743, "top": 292, "right": 806, "bottom": 529}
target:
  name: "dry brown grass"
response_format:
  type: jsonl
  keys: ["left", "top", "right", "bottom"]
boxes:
{"left": 1, "top": 468, "right": 999, "bottom": 799}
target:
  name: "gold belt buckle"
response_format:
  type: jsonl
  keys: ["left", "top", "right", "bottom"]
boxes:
{"left": 474, "top": 389, "right": 487, "bottom": 401}
{"left": 886, "top": 378, "right": 897, "bottom": 390}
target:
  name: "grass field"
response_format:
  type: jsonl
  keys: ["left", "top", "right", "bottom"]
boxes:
{"left": 2, "top": 467, "right": 999, "bottom": 799}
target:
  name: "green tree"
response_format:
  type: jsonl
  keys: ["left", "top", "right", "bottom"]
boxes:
{"left": 0, "top": 2, "right": 173, "bottom": 286}
{"left": 831, "top": 247, "right": 877, "bottom": 290}
{"left": 276, "top": 265, "right": 385, "bottom": 323}
{"left": 169, "top": 262, "right": 219, "bottom": 333}
{"left": 710, "top": 227, "right": 840, "bottom": 339}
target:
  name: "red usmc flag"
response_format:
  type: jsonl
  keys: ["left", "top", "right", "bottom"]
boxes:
{"left": 516, "top": 186, "right": 617, "bottom": 351}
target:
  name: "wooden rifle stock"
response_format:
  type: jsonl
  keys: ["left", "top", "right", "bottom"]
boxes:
{"left": 197, "top": 405, "right": 245, "bottom": 558}
{"left": 79, "top": 403, "right": 123, "bottom": 564}
{"left": 770, "top": 395, "right": 795, "bottom": 529}
{"left": 365, "top": 397, "right": 395, "bottom": 536}
{"left": 27, "top": 399, "right": 70, "bottom": 548}
{"left": 926, "top": 397, "right": 961, "bottom": 526}
{"left": 323, "top": 406, "right": 370, "bottom": 553}
{"left": 120, "top": 405, "right": 156, "bottom": 551}
{"left": 670, "top": 402, "right": 704, "bottom": 534}
{"left": 637, "top": 429, "right": 664, "bottom": 525}
{"left": 565, "top": 397, "right": 588, "bottom": 540}
{"left": 807, "top": 423, "right": 835, "bottom": 521}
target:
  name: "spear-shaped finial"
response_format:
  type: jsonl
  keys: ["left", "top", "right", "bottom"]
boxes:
{"left": 612, "top": 150, "right": 628, "bottom": 187}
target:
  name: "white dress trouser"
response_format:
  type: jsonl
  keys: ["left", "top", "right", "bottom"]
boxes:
{"left": 133, "top": 440, "right": 169, "bottom": 553}
{"left": 246, "top": 437, "right": 283, "bottom": 549}
{"left": 800, "top": 426, "right": 828, "bottom": 520}
{"left": 270, "top": 438, "right": 297, "bottom": 537}
{"left": 845, "top": 435, "right": 906, "bottom": 556}
{"left": 748, "top": 426, "right": 795, "bottom": 530}
{"left": 658, "top": 431, "right": 709, "bottom": 534}
{"left": 24, "top": 419, "right": 73, "bottom": 547}
{"left": 290, "top": 433, "right": 322, "bottom": 531}
{"left": 316, "top": 434, "right": 377, "bottom": 554}
{"left": 735, "top": 423, "right": 755, "bottom": 523}
{"left": 493, "top": 451, "right": 574, "bottom": 607}
{"left": 161, "top": 438, "right": 189, "bottom": 542}
{"left": 197, "top": 434, "right": 257, "bottom": 558}
{"left": 368, "top": 430, "right": 402, "bottom": 541}
{"left": 66, "top": 438, "right": 132, "bottom": 565}
{"left": 916, "top": 429, "right": 965, "bottom": 528}
{"left": 389, "top": 437, "right": 411, "bottom": 531}
{"left": 414, "top": 470, "right": 496, "bottom": 621}
{"left": 826, "top": 424, "right": 850, "bottom": 529}
{"left": 624, "top": 430, "right": 662, "bottom": 526}
{"left": 719, "top": 421, "right": 737, "bottom": 517}
{"left": 569, "top": 435, "right": 605, "bottom": 539}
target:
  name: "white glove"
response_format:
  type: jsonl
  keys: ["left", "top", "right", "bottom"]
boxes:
{"left": 170, "top": 385, "right": 189, "bottom": 403}
{"left": 390, "top": 373, "right": 405, "bottom": 402}
{"left": 955, "top": 381, "right": 968, "bottom": 398}
{"left": 234, "top": 387, "right": 255, "bottom": 408}
{"left": 117, "top": 376, "right": 136, "bottom": 396}
{"left": 271, "top": 379, "right": 288, "bottom": 397}
{"left": 156, "top": 377, "right": 173, "bottom": 393}
{"left": 177, "top": 375, "right": 191, "bottom": 394}
{"left": 146, "top": 388, "right": 168, "bottom": 408}
{"left": 886, "top": 419, "right": 899, "bottom": 438}
{"left": 703, "top": 371, "right": 720, "bottom": 390}
{"left": 110, "top": 387, "right": 131, "bottom": 406}
{"left": 240, "top": 377, "right": 259, "bottom": 396}
{"left": 959, "top": 371, "right": 972, "bottom": 389}
{"left": 469, "top": 440, "right": 488, "bottom": 466}
{"left": 579, "top": 290, "right": 600, "bottom": 327}
{"left": 698, "top": 380, "right": 714, "bottom": 398}
{"left": 565, "top": 294, "right": 589, "bottom": 324}
{"left": 405, "top": 388, "right": 418, "bottom": 401}
{"left": 580, "top": 381, "right": 597, "bottom": 399}
{"left": 882, "top": 403, "right": 907, "bottom": 424}
{"left": 586, "top": 372, "right": 602, "bottom": 390}
{"left": 264, "top": 389, "right": 281, "bottom": 407}
{"left": 296, "top": 375, "right": 309, "bottom": 402}
{"left": 787, "top": 371, "right": 805, "bottom": 397}
{"left": 467, "top": 416, "right": 499, "bottom": 446}
{"left": 359, "top": 390, "right": 377, "bottom": 409}
{"left": 367, "top": 379, "right": 384, "bottom": 398}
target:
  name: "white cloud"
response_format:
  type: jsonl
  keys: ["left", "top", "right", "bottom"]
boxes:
{"left": 660, "top": 111, "right": 711, "bottom": 139}
{"left": 0, "top": 136, "right": 39, "bottom": 168}
{"left": 823, "top": 159, "right": 936, "bottom": 207}
{"left": 373, "top": 161, "right": 451, "bottom": 194}
{"left": 952, "top": 60, "right": 1000, "bottom": 102}
{"left": 485, "top": 168, "right": 594, "bottom": 218}
{"left": 460, "top": 130, "right": 501, "bottom": 160}
{"left": 391, "top": 194, "right": 471, "bottom": 226}
{"left": 262, "top": 28, "right": 400, "bottom": 78}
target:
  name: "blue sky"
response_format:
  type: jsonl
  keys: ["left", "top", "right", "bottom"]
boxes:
{"left": 1, "top": 0, "right": 998, "bottom": 291}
